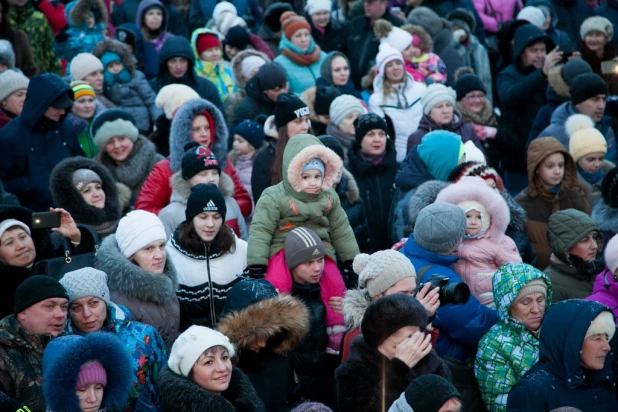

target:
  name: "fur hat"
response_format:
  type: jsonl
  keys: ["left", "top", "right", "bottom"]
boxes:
{"left": 168, "top": 325, "right": 235, "bottom": 377}
{"left": 305, "top": 0, "right": 331, "bottom": 15}
{"left": 567, "top": 114, "right": 607, "bottom": 162}
{"left": 91, "top": 109, "right": 139, "bottom": 150}
{"left": 517, "top": 6, "right": 545, "bottom": 28}
{"left": 354, "top": 250, "right": 416, "bottom": 298}
{"left": 585, "top": 310, "right": 616, "bottom": 341}
{"left": 361, "top": 294, "right": 427, "bottom": 348}
{"left": 155, "top": 84, "right": 200, "bottom": 120}
{"left": 284, "top": 227, "right": 326, "bottom": 270}
{"left": 605, "top": 234, "right": 618, "bottom": 273}
{"left": 422, "top": 83, "right": 457, "bottom": 115}
{"left": 329, "top": 95, "right": 364, "bottom": 127}
{"left": 70, "top": 53, "right": 104, "bottom": 81}
{"left": 373, "top": 19, "right": 413, "bottom": 54}
{"left": 0, "top": 69, "right": 29, "bottom": 103}
{"left": 413, "top": 203, "right": 466, "bottom": 253}
{"left": 580, "top": 16, "right": 613, "bottom": 42}
{"left": 447, "top": 8, "right": 476, "bottom": 34}
{"left": 602, "top": 167, "right": 618, "bottom": 208}
{"left": 14, "top": 276, "right": 68, "bottom": 315}
{"left": 569, "top": 73, "right": 608, "bottom": 106}
{"left": 116, "top": 210, "right": 167, "bottom": 258}
{"left": 59, "top": 268, "right": 110, "bottom": 305}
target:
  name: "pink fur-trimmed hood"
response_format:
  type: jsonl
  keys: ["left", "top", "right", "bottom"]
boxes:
{"left": 283, "top": 134, "right": 343, "bottom": 193}
{"left": 435, "top": 176, "right": 510, "bottom": 242}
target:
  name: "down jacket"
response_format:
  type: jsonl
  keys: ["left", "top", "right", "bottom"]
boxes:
{"left": 472, "top": 0, "right": 522, "bottom": 33}
{"left": 134, "top": 98, "right": 252, "bottom": 217}
{"left": 53, "top": 0, "right": 107, "bottom": 62}
{"left": 586, "top": 268, "right": 618, "bottom": 319}
{"left": 94, "top": 234, "right": 181, "bottom": 350}
{"left": 435, "top": 177, "right": 522, "bottom": 306}
{"left": 474, "top": 263, "right": 552, "bottom": 412}
{"left": 248, "top": 134, "right": 359, "bottom": 266}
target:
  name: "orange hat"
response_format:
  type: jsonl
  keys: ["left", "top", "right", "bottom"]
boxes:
{"left": 280, "top": 11, "right": 310, "bottom": 39}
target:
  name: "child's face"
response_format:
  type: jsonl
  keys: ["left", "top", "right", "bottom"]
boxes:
{"left": 106, "top": 61, "right": 123, "bottom": 75}
{"left": 85, "top": 14, "right": 95, "bottom": 29}
{"left": 536, "top": 152, "right": 565, "bottom": 189}
{"left": 232, "top": 134, "right": 254, "bottom": 157}
{"left": 188, "top": 169, "right": 220, "bottom": 187}
{"left": 300, "top": 170, "right": 323, "bottom": 194}
{"left": 465, "top": 209, "right": 482, "bottom": 236}
{"left": 200, "top": 47, "right": 222, "bottom": 63}
{"left": 224, "top": 44, "right": 240, "bottom": 60}
{"left": 402, "top": 44, "right": 421, "bottom": 61}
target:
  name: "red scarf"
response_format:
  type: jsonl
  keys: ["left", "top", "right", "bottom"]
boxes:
{"left": 281, "top": 44, "right": 322, "bottom": 66}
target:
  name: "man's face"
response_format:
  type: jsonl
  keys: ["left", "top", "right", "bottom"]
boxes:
{"left": 520, "top": 42, "right": 547, "bottom": 69}
{"left": 575, "top": 94, "right": 607, "bottom": 122}
{"left": 17, "top": 298, "right": 68, "bottom": 336}
{"left": 43, "top": 106, "right": 66, "bottom": 122}
{"left": 363, "top": 0, "right": 388, "bottom": 20}
{"left": 291, "top": 256, "right": 325, "bottom": 284}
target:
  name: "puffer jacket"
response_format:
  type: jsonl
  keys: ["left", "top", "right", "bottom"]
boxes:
{"left": 134, "top": 98, "right": 252, "bottom": 216}
{"left": 472, "top": 0, "right": 522, "bottom": 33}
{"left": 337, "top": 169, "right": 372, "bottom": 254}
{"left": 586, "top": 268, "right": 618, "bottom": 319}
{"left": 369, "top": 73, "right": 426, "bottom": 163}
{"left": 474, "top": 263, "right": 552, "bottom": 412}
{"left": 273, "top": 36, "right": 326, "bottom": 95}
{"left": 92, "top": 40, "right": 162, "bottom": 134}
{"left": 53, "top": 0, "right": 107, "bottom": 62}
{"left": 248, "top": 134, "right": 359, "bottom": 266}
{"left": 507, "top": 300, "right": 617, "bottom": 411}
{"left": 190, "top": 28, "right": 237, "bottom": 100}
{"left": 407, "top": 112, "right": 483, "bottom": 154}
{"left": 159, "top": 171, "right": 247, "bottom": 239}
{"left": 94, "top": 234, "right": 181, "bottom": 350}
{"left": 436, "top": 177, "right": 522, "bottom": 306}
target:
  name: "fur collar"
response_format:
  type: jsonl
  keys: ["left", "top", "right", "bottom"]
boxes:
{"left": 96, "top": 136, "right": 163, "bottom": 188}
{"left": 216, "top": 295, "right": 309, "bottom": 356}
{"left": 592, "top": 200, "right": 618, "bottom": 233}
{"left": 406, "top": 180, "right": 450, "bottom": 232}
{"left": 337, "top": 169, "right": 360, "bottom": 204}
{"left": 70, "top": 0, "right": 108, "bottom": 27}
{"left": 343, "top": 289, "right": 371, "bottom": 329}
{"left": 170, "top": 171, "right": 235, "bottom": 204}
{"left": 93, "top": 39, "right": 136, "bottom": 73}
{"left": 501, "top": 190, "right": 527, "bottom": 232}
{"left": 157, "top": 366, "right": 264, "bottom": 412}
{"left": 285, "top": 141, "right": 343, "bottom": 192}
{"left": 456, "top": 101, "right": 498, "bottom": 127}
{"left": 169, "top": 98, "right": 228, "bottom": 173}
{"left": 547, "top": 64, "right": 570, "bottom": 98}
{"left": 95, "top": 234, "right": 178, "bottom": 305}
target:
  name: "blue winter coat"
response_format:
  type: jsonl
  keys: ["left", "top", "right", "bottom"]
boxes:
{"left": 53, "top": 0, "right": 107, "bottom": 62}
{"left": 400, "top": 238, "right": 499, "bottom": 361}
{"left": 0, "top": 73, "right": 83, "bottom": 211}
{"left": 596, "top": 0, "right": 618, "bottom": 51}
{"left": 274, "top": 37, "right": 326, "bottom": 95}
{"left": 507, "top": 299, "right": 618, "bottom": 412}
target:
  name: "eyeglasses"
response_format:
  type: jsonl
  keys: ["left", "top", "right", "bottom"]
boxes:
{"left": 464, "top": 94, "right": 485, "bottom": 102}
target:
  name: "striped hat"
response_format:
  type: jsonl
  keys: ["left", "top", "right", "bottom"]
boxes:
{"left": 71, "top": 81, "right": 96, "bottom": 100}
{"left": 283, "top": 227, "right": 326, "bottom": 270}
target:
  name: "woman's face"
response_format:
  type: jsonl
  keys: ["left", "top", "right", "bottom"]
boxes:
{"left": 509, "top": 291, "right": 546, "bottom": 331}
{"left": 338, "top": 111, "right": 360, "bottom": 136}
{"left": 581, "top": 332, "right": 612, "bottom": 370}
{"left": 461, "top": 91, "right": 486, "bottom": 114}
{"left": 310, "top": 10, "right": 330, "bottom": 28}
{"left": 191, "top": 347, "right": 233, "bottom": 394}
{"left": 577, "top": 152, "right": 605, "bottom": 174}
{"left": 287, "top": 116, "right": 310, "bottom": 137}
{"left": 291, "top": 28, "right": 311, "bottom": 52}
{"left": 144, "top": 8, "right": 163, "bottom": 31}
{"left": 376, "top": 325, "right": 420, "bottom": 360}
{"left": 104, "top": 136, "right": 134, "bottom": 164}
{"left": 192, "top": 212, "right": 223, "bottom": 243}
{"left": 0, "top": 227, "right": 36, "bottom": 267}
{"left": 429, "top": 101, "right": 454, "bottom": 126}
{"left": 167, "top": 56, "right": 189, "bottom": 78}
{"left": 331, "top": 56, "right": 350, "bottom": 86}
{"left": 384, "top": 59, "right": 404, "bottom": 83}
{"left": 131, "top": 240, "right": 166, "bottom": 274}
{"left": 360, "top": 128, "right": 387, "bottom": 156}
{"left": 84, "top": 70, "right": 104, "bottom": 92}
{"left": 69, "top": 297, "right": 107, "bottom": 333}
{"left": 584, "top": 31, "right": 607, "bottom": 53}
{"left": 72, "top": 96, "right": 96, "bottom": 120}
{"left": 80, "top": 182, "right": 106, "bottom": 209}
{"left": 76, "top": 383, "right": 104, "bottom": 412}
{"left": 191, "top": 115, "right": 211, "bottom": 147}
{"left": 1, "top": 89, "right": 26, "bottom": 116}
{"left": 569, "top": 232, "right": 599, "bottom": 261}
{"left": 536, "top": 152, "right": 564, "bottom": 189}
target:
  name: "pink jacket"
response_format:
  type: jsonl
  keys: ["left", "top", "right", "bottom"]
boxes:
{"left": 436, "top": 177, "right": 522, "bottom": 306}
{"left": 473, "top": 0, "right": 523, "bottom": 33}
{"left": 409, "top": 53, "right": 447, "bottom": 85}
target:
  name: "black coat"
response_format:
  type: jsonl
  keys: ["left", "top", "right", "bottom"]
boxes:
{"left": 251, "top": 140, "right": 276, "bottom": 204}
{"left": 346, "top": 139, "right": 397, "bottom": 251}
{"left": 309, "top": 17, "right": 345, "bottom": 54}
{"left": 112, "top": 0, "right": 187, "bottom": 37}
{"left": 233, "top": 75, "right": 277, "bottom": 129}
{"left": 335, "top": 335, "right": 451, "bottom": 412}
{"left": 550, "top": 0, "right": 594, "bottom": 42}
{"left": 336, "top": 169, "right": 371, "bottom": 254}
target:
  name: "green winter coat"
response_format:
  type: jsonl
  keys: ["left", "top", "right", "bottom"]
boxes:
{"left": 247, "top": 134, "right": 359, "bottom": 266}
{"left": 474, "top": 263, "right": 553, "bottom": 412}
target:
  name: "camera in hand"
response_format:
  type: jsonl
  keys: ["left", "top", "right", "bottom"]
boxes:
{"left": 416, "top": 274, "right": 470, "bottom": 305}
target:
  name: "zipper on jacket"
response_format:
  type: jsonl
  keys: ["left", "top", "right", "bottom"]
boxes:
{"left": 204, "top": 243, "right": 216, "bottom": 327}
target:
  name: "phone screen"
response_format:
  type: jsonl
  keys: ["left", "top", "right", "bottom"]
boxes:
{"left": 601, "top": 60, "right": 618, "bottom": 75}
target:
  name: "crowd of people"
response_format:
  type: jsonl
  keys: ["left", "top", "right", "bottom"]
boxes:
{"left": 1, "top": 0, "right": 618, "bottom": 411}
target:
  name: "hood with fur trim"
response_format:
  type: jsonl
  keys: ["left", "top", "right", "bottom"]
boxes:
{"left": 169, "top": 98, "right": 228, "bottom": 172}
{"left": 547, "top": 64, "right": 570, "bottom": 98}
{"left": 436, "top": 176, "right": 510, "bottom": 242}
{"left": 68, "top": 0, "right": 108, "bottom": 29}
{"left": 216, "top": 294, "right": 309, "bottom": 356}
{"left": 95, "top": 234, "right": 178, "bottom": 304}
{"left": 170, "top": 170, "right": 235, "bottom": 204}
{"left": 501, "top": 190, "right": 528, "bottom": 232}
{"left": 401, "top": 24, "right": 433, "bottom": 53}
{"left": 231, "top": 49, "right": 270, "bottom": 90}
{"left": 592, "top": 199, "right": 618, "bottom": 235}
{"left": 340, "top": 168, "right": 360, "bottom": 204}
{"left": 92, "top": 39, "right": 136, "bottom": 74}
{"left": 343, "top": 288, "right": 371, "bottom": 329}
{"left": 406, "top": 180, "right": 450, "bottom": 234}
{"left": 50, "top": 156, "right": 121, "bottom": 229}
{"left": 283, "top": 134, "right": 343, "bottom": 193}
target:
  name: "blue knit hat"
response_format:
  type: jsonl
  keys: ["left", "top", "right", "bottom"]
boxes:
{"left": 101, "top": 52, "right": 131, "bottom": 85}
{"left": 233, "top": 120, "right": 264, "bottom": 149}
{"left": 417, "top": 131, "right": 463, "bottom": 181}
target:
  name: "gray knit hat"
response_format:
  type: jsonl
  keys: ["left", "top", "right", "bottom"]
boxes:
{"left": 70, "top": 53, "right": 104, "bottom": 81}
{"left": 354, "top": 250, "right": 416, "bottom": 298}
{"left": 59, "top": 268, "right": 110, "bottom": 305}
{"left": 0, "top": 70, "right": 29, "bottom": 103}
{"left": 284, "top": 227, "right": 326, "bottom": 270}
{"left": 72, "top": 169, "right": 102, "bottom": 191}
{"left": 421, "top": 83, "right": 457, "bottom": 115}
{"left": 413, "top": 203, "right": 466, "bottom": 253}
{"left": 329, "top": 95, "right": 364, "bottom": 127}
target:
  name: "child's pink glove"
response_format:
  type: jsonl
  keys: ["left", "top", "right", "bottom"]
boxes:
{"left": 472, "top": 123, "right": 486, "bottom": 141}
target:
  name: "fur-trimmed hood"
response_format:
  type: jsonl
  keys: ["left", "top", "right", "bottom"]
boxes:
{"left": 401, "top": 24, "right": 433, "bottom": 53}
{"left": 170, "top": 170, "right": 235, "bottom": 204}
{"left": 169, "top": 98, "right": 228, "bottom": 172}
{"left": 231, "top": 49, "right": 270, "bottom": 90}
{"left": 547, "top": 64, "right": 570, "bottom": 98}
{"left": 339, "top": 168, "right": 360, "bottom": 204}
{"left": 93, "top": 39, "right": 136, "bottom": 74}
{"left": 216, "top": 294, "right": 309, "bottom": 356}
{"left": 94, "top": 234, "right": 178, "bottom": 305}
{"left": 283, "top": 134, "right": 343, "bottom": 193}
{"left": 436, "top": 176, "right": 510, "bottom": 241}
{"left": 343, "top": 288, "right": 371, "bottom": 329}
{"left": 592, "top": 199, "right": 618, "bottom": 234}
{"left": 406, "top": 180, "right": 450, "bottom": 233}
{"left": 501, "top": 190, "right": 528, "bottom": 232}
{"left": 42, "top": 333, "right": 133, "bottom": 412}
{"left": 68, "top": 0, "right": 108, "bottom": 29}
{"left": 50, "top": 156, "right": 122, "bottom": 229}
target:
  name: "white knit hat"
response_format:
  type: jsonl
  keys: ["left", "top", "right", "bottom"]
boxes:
{"left": 240, "top": 55, "right": 266, "bottom": 80}
{"left": 580, "top": 16, "right": 614, "bottom": 42}
{"left": 605, "top": 234, "right": 618, "bottom": 274}
{"left": 567, "top": 114, "right": 607, "bottom": 162}
{"left": 305, "top": 0, "right": 331, "bottom": 15}
{"left": 464, "top": 140, "right": 486, "bottom": 164}
{"left": 354, "top": 250, "right": 417, "bottom": 298}
{"left": 380, "top": 26, "right": 413, "bottom": 54}
{"left": 585, "top": 310, "right": 616, "bottom": 341}
{"left": 217, "top": 15, "right": 247, "bottom": 37}
{"left": 421, "top": 83, "right": 457, "bottom": 114}
{"left": 0, "top": 218, "right": 30, "bottom": 240}
{"left": 375, "top": 43, "right": 404, "bottom": 89}
{"left": 0, "top": 70, "right": 29, "bottom": 103}
{"left": 116, "top": 210, "right": 167, "bottom": 258}
{"left": 329, "top": 95, "right": 364, "bottom": 127}
{"left": 70, "top": 53, "right": 104, "bottom": 81}
{"left": 155, "top": 84, "right": 200, "bottom": 120}
{"left": 517, "top": 7, "right": 545, "bottom": 29}
{"left": 168, "top": 325, "right": 235, "bottom": 377}
{"left": 59, "top": 268, "right": 110, "bottom": 305}
{"left": 213, "top": 1, "right": 237, "bottom": 20}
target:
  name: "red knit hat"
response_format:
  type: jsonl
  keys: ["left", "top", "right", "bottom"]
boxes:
{"left": 196, "top": 33, "right": 221, "bottom": 55}
{"left": 280, "top": 11, "right": 310, "bottom": 39}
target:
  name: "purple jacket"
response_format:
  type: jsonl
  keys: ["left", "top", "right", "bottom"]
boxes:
{"left": 406, "top": 112, "right": 484, "bottom": 154}
{"left": 473, "top": 0, "right": 523, "bottom": 33}
{"left": 586, "top": 268, "right": 618, "bottom": 319}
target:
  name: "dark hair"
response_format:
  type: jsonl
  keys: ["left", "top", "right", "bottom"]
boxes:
{"left": 188, "top": 345, "right": 231, "bottom": 382}
{"left": 177, "top": 219, "right": 236, "bottom": 256}
{"left": 270, "top": 125, "right": 291, "bottom": 185}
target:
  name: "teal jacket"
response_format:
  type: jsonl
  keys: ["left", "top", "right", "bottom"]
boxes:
{"left": 274, "top": 37, "right": 326, "bottom": 95}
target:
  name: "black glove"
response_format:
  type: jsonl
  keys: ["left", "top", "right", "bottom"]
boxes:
{"left": 243, "top": 265, "right": 267, "bottom": 278}
{"left": 340, "top": 260, "right": 358, "bottom": 289}
{"left": 54, "top": 25, "right": 70, "bottom": 43}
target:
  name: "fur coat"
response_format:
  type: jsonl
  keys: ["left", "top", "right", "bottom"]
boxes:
{"left": 592, "top": 199, "right": 618, "bottom": 247}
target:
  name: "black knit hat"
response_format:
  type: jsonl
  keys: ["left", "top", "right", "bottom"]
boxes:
{"left": 570, "top": 73, "right": 608, "bottom": 106}
{"left": 454, "top": 74, "right": 486, "bottom": 101}
{"left": 225, "top": 26, "right": 251, "bottom": 51}
{"left": 233, "top": 119, "right": 265, "bottom": 149}
{"left": 361, "top": 294, "right": 427, "bottom": 348}
{"left": 404, "top": 375, "right": 461, "bottom": 412}
{"left": 602, "top": 167, "right": 618, "bottom": 208}
{"left": 256, "top": 62, "right": 288, "bottom": 92}
{"left": 275, "top": 93, "right": 310, "bottom": 129}
{"left": 318, "top": 135, "right": 344, "bottom": 161}
{"left": 14, "top": 276, "right": 68, "bottom": 315}
{"left": 185, "top": 183, "right": 227, "bottom": 222}
{"left": 314, "top": 85, "right": 341, "bottom": 116}
{"left": 354, "top": 113, "right": 388, "bottom": 144}
{"left": 181, "top": 142, "right": 220, "bottom": 180}
{"left": 264, "top": 2, "right": 294, "bottom": 32}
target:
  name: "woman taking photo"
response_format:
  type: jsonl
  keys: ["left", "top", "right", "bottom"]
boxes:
{"left": 579, "top": 16, "right": 618, "bottom": 95}
{"left": 316, "top": 51, "right": 361, "bottom": 98}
